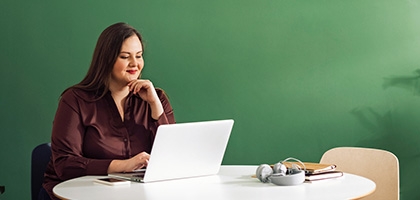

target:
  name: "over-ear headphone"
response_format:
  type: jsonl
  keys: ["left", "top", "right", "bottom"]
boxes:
{"left": 256, "top": 157, "right": 306, "bottom": 186}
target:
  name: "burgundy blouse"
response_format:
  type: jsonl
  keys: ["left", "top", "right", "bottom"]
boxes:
{"left": 43, "top": 87, "right": 175, "bottom": 199}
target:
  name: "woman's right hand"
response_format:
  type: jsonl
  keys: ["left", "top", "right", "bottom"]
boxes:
{"left": 127, "top": 152, "right": 150, "bottom": 171}
{"left": 108, "top": 152, "right": 150, "bottom": 173}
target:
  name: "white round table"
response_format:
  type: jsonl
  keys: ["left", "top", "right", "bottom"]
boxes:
{"left": 54, "top": 165, "right": 375, "bottom": 200}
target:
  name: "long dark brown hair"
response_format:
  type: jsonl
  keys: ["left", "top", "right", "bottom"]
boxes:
{"left": 64, "top": 22, "right": 144, "bottom": 99}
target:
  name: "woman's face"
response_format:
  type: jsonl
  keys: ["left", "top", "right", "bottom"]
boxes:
{"left": 110, "top": 35, "right": 144, "bottom": 86}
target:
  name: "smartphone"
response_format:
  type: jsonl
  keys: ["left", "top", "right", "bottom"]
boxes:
{"left": 94, "top": 178, "right": 131, "bottom": 186}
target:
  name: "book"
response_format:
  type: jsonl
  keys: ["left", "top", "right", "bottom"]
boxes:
{"left": 282, "top": 162, "right": 336, "bottom": 174}
{"left": 305, "top": 171, "right": 344, "bottom": 181}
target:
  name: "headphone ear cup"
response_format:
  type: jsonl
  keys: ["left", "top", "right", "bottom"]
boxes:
{"left": 270, "top": 169, "right": 305, "bottom": 186}
{"left": 256, "top": 164, "right": 273, "bottom": 183}
{"left": 272, "top": 162, "right": 287, "bottom": 175}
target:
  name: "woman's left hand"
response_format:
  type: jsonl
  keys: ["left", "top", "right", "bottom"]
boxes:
{"left": 128, "top": 79, "right": 164, "bottom": 119}
{"left": 128, "top": 79, "right": 159, "bottom": 104}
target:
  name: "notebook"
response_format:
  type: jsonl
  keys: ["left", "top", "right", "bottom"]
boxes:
{"left": 108, "top": 119, "right": 234, "bottom": 183}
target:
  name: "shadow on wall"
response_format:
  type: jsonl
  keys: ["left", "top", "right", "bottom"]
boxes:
{"left": 382, "top": 69, "right": 420, "bottom": 95}
{"left": 350, "top": 107, "right": 399, "bottom": 149}
{"left": 350, "top": 68, "right": 420, "bottom": 150}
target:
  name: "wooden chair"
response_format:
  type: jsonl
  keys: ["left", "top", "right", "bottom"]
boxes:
{"left": 320, "top": 147, "right": 399, "bottom": 200}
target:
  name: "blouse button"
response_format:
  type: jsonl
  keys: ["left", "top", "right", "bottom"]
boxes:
{"left": 123, "top": 138, "right": 128, "bottom": 142}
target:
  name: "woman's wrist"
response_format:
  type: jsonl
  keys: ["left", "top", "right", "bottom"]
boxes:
{"left": 108, "top": 160, "right": 125, "bottom": 173}
{"left": 150, "top": 101, "right": 164, "bottom": 120}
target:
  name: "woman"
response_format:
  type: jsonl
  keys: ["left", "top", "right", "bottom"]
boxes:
{"left": 41, "top": 22, "right": 175, "bottom": 199}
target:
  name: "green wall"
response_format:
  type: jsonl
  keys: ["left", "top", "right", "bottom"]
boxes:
{"left": 1, "top": 0, "right": 420, "bottom": 199}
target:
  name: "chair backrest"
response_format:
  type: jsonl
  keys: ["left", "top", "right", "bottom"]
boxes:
{"left": 31, "top": 143, "right": 51, "bottom": 200}
{"left": 320, "top": 147, "right": 399, "bottom": 200}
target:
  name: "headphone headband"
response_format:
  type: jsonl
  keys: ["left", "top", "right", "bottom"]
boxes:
{"left": 281, "top": 157, "right": 307, "bottom": 172}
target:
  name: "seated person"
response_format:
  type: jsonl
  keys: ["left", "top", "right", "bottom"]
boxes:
{"left": 40, "top": 22, "right": 175, "bottom": 200}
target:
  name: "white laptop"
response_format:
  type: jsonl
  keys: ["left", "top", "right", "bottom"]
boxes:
{"left": 108, "top": 119, "right": 234, "bottom": 183}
